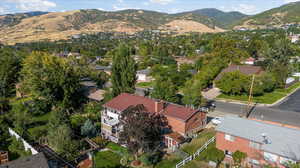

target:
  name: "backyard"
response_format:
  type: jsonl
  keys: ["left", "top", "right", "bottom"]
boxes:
{"left": 92, "top": 129, "right": 216, "bottom": 168}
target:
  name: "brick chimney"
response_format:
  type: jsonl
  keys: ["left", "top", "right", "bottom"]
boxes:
{"left": 155, "top": 101, "right": 164, "bottom": 113}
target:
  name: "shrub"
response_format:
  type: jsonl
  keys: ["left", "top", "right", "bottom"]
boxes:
{"left": 91, "top": 137, "right": 108, "bottom": 148}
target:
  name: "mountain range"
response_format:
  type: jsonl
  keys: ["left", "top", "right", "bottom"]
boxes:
{"left": 0, "top": 2, "right": 299, "bottom": 44}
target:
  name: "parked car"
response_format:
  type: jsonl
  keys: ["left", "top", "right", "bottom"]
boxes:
{"left": 211, "top": 117, "right": 222, "bottom": 125}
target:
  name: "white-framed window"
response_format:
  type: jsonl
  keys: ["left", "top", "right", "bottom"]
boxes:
{"left": 249, "top": 141, "right": 260, "bottom": 149}
{"left": 264, "top": 152, "right": 278, "bottom": 163}
{"left": 225, "top": 134, "right": 235, "bottom": 142}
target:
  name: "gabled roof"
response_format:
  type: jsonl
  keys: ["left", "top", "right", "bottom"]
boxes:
{"left": 245, "top": 57, "right": 255, "bottom": 62}
{"left": 137, "top": 69, "right": 151, "bottom": 75}
{"left": 216, "top": 116, "right": 300, "bottom": 160}
{"left": 103, "top": 93, "right": 201, "bottom": 121}
{"left": 0, "top": 153, "right": 49, "bottom": 168}
{"left": 215, "top": 64, "right": 263, "bottom": 81}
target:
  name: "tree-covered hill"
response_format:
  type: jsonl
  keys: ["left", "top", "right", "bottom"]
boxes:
{"left": 234, "top": 1, "right": 300, "bottom": 29}
{"left": 181, "top": 8, "right": 248, "bottom": 29}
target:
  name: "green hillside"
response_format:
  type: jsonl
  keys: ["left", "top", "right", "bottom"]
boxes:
{"left": 186, "top": 8, "right": 247, "bottom": 28}
{"left": 234, "top": 1, "right": 300, "bottom": 28}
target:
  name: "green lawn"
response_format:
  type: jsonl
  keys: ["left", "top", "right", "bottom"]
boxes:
{"left": 136, "top": 82, "right": 153, "bottom": 88}
{"left": 32, "top": 112, "right": 51, "bottom": 123}
{"left": 181, "top": 129, "right": 216, "bottom": 155}
{"left": 218, "top": 82, "right": 300, "bottom": 104}
{"left": 156, "top": 155, "right": 181, "bottom": 168}
{"left": 94, "top": 151, "right": 121, "bottom": 168}
{"left": 106, "top": 142, "right": 128, "bottom": 154}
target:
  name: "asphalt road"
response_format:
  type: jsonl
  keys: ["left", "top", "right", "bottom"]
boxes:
{"left": 214, "top": 101, "right": 300, "bottom": 127}
{"left": 273, "top": 89, "right": 300, "bottom": 112}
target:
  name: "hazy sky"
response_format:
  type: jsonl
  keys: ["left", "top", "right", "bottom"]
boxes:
{"left": 0, "top": 0, "right": 299, "bottom": 15}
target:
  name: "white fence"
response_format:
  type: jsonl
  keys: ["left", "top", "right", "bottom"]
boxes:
{"left": 175, "top": 136, "right": 215, "bottom": 168}
{"left": 8, "top": 128, "right": 38, "bottom": 155}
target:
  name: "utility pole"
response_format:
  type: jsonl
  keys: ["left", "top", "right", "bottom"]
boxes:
{"left": 246, "top": 75, "right": 255, "bottom": 118}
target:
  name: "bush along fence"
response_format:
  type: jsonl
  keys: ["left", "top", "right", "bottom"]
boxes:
{"left": 175, "top": 136, "right": 215, "bottom": 168}
{"left": 8, "top": 127, "right": 39, "bottom": 155}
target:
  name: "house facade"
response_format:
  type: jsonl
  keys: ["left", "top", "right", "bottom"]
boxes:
{"left": 242, "top": 57, "right": 256, "bottom": 65}
{"left": 216, "top": 116, "right": 300, "bottom": 168}
{"left": 101, "top": 93, "right": 207, "bottom": 149}
{"left": 136, "top": 69, "right": 152, "bottom": 82}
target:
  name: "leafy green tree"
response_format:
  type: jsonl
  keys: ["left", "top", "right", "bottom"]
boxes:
{"left": 8, "top": 136, "right": 32, "bottom": 158}
{"left": 29, "top": 98, "right": 52, "bottom": 116}
{"left": 151, "top": 78, "right": 179, "bottom": 103}
{"left": 47, "top": 124, "right": 78, "bottom": 160}
{"left": 201, "top": 146, "right": 225, "bottom": 167}
{"left": 11, "top": 101, "right": 32, "bottom": 137}
{"left": 0, "top": 115, "right": 10, "bottom": 149}
{"left": 119, "top": 105, "right": 168, "bottom": 160}
{"left": 182, "top": 80, "right": 206, "bottom": 107}
{"left": 216, "top": 71, "right": 249, "bottom": 95}
{"left": 0, "top": 48, "right": 22, "bottom": 98}
{"left": 232, "top": 150, "right": 247, "bottom": 167}
{"left": 20, "top": 52, "right": 83, "bottom": 111}
{"left": 111, "top": 44, "right": 137, "bottom": 97}
{"left": 0, "top": 98, "right": 10, "bottom": 114}
{"left": 81, "top": 119, "right": 97, "bottom": 138}
{"left": 47, "top": 104, "right": 69, "bottom": 130}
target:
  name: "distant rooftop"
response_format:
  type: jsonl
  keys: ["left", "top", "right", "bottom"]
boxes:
{"left": 215, "top": 64, "right": 263, "bottom": 81}
{"left": 137, "top": 69, "right": 151, "bottom": 75}
{"left": 0, "top": 153, "right": 49, "bottom": 168}
{"left": 216, "top": 116, "right": 300, "bottom": 160}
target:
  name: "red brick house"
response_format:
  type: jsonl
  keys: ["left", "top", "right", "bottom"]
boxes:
{"left": 101, "top": 93, "right": 207, "bottom": 150}
{"left": 216, "top": 116, "right": 300, "bottom": 168}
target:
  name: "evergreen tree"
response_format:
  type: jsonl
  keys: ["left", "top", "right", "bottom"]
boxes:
{"left": 111, "top": 44, "right": 137, "bottom": 97}
{"left": 81, "top": 119, "right": 97, "bottom": 138}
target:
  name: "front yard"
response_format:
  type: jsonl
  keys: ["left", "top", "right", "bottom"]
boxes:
{"left": 218, "top": 82, "right": 300, "bottom": 104}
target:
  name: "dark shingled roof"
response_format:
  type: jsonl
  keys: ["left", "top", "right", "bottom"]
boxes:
{"left": 0, "top": 153, "right": 49, "bottom": 168}
{"left": 215, "top": 64, "right": 264, "bottom": 81}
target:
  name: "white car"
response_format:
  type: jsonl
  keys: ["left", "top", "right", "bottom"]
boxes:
{"left": 211, "top": 117, "right": 222, "bottom": 125}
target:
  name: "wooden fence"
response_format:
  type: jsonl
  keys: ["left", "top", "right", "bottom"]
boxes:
{"left": 175, "top": 136, "right": 215, "bottom": 168}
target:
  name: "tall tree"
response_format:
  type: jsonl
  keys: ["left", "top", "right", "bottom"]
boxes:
{"left": 20, "top": 52, "right": 83, "bottom": 110}
{"left": 151, "top": 78, "right": 179, "bottom": 103}
{"left": 47, "top": 124, "right": 78, "bottom": 160}
{"left": 111, "top": 44, "right": 137, "bottom": 97}
{"left": 119, "top": 105, "right": 168, "bottom": 160}
{"left": 0, "top": 48, "right": 22, "bottom": 98}
{"left": 11, "top": 101, "right": 32, "bottom": 137}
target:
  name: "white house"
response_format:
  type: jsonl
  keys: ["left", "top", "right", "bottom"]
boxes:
{"left": 242, "top": 57, "right": 256, "bottom": 65}
{"left": 136, "top": 69, "right": 152, "bottom": 82}
{"left": 290, "top": 35, "right": 300, "bottom": 43}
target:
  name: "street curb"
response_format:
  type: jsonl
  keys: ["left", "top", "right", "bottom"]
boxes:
{"left": 216, "top": 84, "right": 300, "bottom": 107}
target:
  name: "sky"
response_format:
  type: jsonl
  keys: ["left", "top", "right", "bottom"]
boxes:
{"left": 0, "top": 0, "right": 299, "bottom": 15}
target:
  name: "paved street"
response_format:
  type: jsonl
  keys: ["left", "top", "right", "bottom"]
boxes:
{"left": 213, "top": 101, "right": 300, "bottom": 127}
{"left": 273, "top": 89, "right": 300, "bottom": 112}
